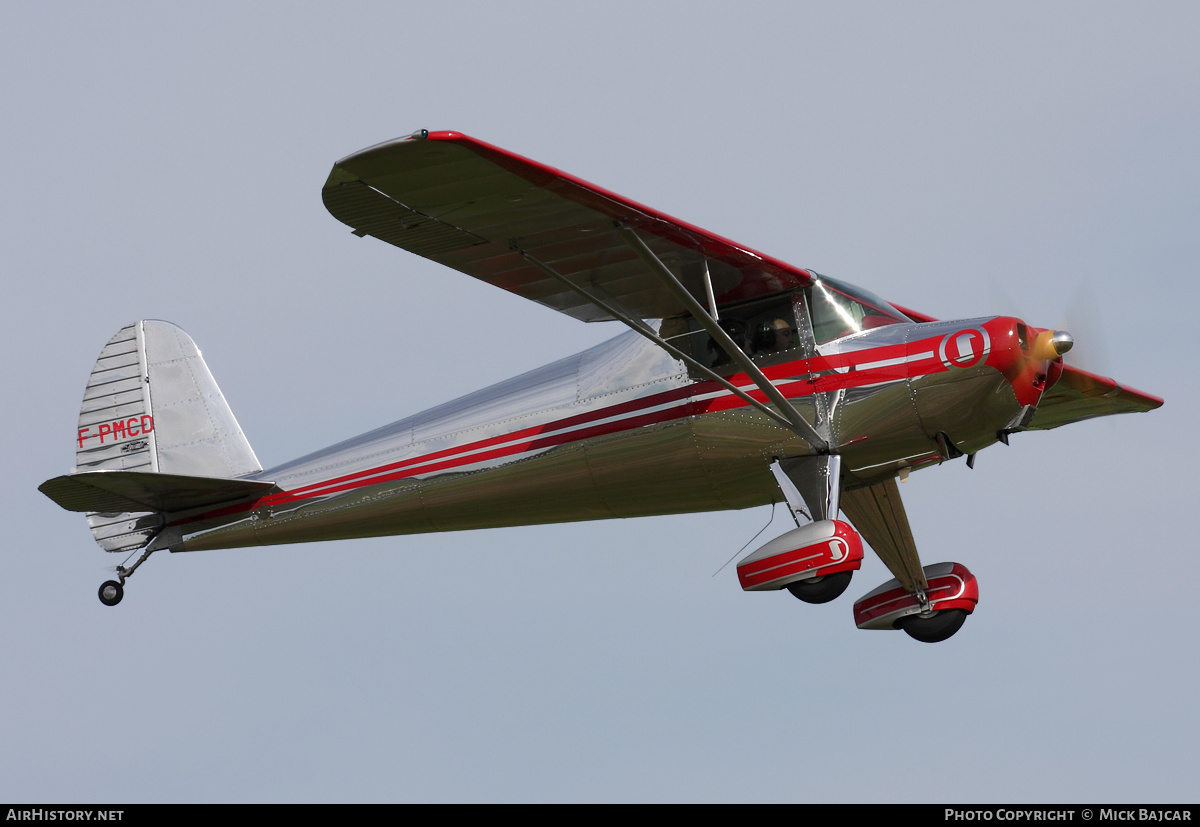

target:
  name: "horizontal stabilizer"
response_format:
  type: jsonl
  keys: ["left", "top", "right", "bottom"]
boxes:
{"left": 40, "top": 471, "right": 277, "bottom": 514}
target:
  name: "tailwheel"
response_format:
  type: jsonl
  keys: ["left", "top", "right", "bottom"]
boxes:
{"left": 786, "top": 571, "right": 853, "bottom": 604}
{"left": 98, "top": 580, "right": 124, "bottom": 607}
{"left": 895, "top": 608, "right": 968, "bottom": 643}
{"left": 95, "top": 546, "right": 159, "bottom": 607}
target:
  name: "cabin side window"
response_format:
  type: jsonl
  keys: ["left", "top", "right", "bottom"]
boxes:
{"left": 662, "top": 292, "right": 805, "bottom": 378}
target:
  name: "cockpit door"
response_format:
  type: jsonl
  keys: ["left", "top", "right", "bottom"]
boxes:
{"left": 790, "top": 288, "right": 834, "bottom": 448}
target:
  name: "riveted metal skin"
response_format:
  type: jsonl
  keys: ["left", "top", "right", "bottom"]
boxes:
{"left": 168, "top": 313, "right": 1036, "bottom": 554}
{"left": 41, "top": 132, "right": 1162, "bottom": 622}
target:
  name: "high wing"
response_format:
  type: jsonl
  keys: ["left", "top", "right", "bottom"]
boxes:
{"left": 1028, "top": 364, "right": 1163, "bottom": 430}
{"left": 322, "top": 130, "right": 816, "bottom": 322}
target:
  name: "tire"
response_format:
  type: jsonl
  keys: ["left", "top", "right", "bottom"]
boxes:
{"left": 786, "top": 570, "right": 853, "bottom": 604}
{"left": 896, "top": 608, "right": 968, "bottom": 643}
{"left": 98, "top": 580, "right": 123, "bottom": 607}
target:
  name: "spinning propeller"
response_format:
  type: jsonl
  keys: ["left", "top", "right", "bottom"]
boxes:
{"left": 1031, "top": 328, "right": 1074, "bottom": 361}
{"left": 990, "top": 279, "right": 1113, "bottom": 375}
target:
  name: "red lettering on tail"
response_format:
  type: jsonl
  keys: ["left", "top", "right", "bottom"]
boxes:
{"left": 78, "top": 415, "right": 154, "bottom": 447}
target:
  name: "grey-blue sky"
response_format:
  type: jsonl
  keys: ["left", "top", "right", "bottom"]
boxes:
{"left": 2, "top": 1, "right": 1196, "bottom": 802}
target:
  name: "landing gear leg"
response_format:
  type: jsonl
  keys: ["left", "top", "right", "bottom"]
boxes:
{"left": 97, "top": 546, "right": 158, "bottom": 607}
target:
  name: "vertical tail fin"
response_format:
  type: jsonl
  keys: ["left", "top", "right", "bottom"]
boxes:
{"left": 76, "top": 320, "right": 261, "bottom": 478}
{"left": 68, "top": 320, "right": 261, "bottom": 551}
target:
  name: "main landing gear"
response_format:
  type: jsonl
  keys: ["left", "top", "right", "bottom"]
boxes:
{"left": 742, "top": 458, "right": 979, "bottom": 643}
{"left": 852, "top": 562, "right": 979, "bottom": 643}
{"left": 786, "top": 570, "right": 854, "bottom": 605}
{"left": 736, "top": 520, "right": 979, "bottom": 641}
{"left": 740, "top": 457, "right": 865, "bottom": 604}
{"left": 96, "top": 546, "right": 158, "bottom": 607}
{"left": 895, "top": 608, "right": 969, "bottom": 643}
{"left": 737, "top": 519, "right": 865, "bottom": 596}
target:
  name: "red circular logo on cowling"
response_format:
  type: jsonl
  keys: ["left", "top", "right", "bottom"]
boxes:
{"left": 938, "top": 327, "right": 990, "bottom": 369}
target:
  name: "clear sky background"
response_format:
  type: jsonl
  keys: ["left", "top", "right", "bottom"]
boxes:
{"left": 2, "top": 1, "right": 1196, "bottom": 803}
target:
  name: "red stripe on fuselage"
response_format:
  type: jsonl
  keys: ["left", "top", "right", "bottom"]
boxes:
{"left": 180, "top": 332, "right": 960, "bottom": 525}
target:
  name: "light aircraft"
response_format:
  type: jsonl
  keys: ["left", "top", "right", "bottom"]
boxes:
{"left": 40, "top": 130, "right": 1162, "bottom": 642}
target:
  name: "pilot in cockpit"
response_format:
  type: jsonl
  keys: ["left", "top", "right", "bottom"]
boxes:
{"left": 754, "top": 318, "right": 794, "bottom": 355}
{"left": 709, "top": 318, "right": 750, "bottom": 366}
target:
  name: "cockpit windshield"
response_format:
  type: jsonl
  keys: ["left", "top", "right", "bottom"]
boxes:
{"left": 806, "top": 275, "right": 911, "bottom": 344}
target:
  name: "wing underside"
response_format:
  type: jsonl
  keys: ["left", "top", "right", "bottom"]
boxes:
{"left": 322, "top": 131, "right": 815, "bottom": 322}
{"left": 1029, "top": 364, "right": 1162, "bottom": 430}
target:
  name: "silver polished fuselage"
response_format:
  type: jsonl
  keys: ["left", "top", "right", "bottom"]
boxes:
{"left": 173, "top": 316, "right": 1024, "bottom": 553}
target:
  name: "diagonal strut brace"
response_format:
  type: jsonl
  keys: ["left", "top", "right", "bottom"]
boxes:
{"left": 616, "top": 225, "right": 830, "bottom": 453}
{"left": 513, "top": 247, "right": 798, "bottom": 431}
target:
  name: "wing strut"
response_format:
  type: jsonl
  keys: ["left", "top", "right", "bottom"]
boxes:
{"left": 702, "top": 260, "right": 720, "bottom": 320}
{"left": 616, "top": 225, "right": 830, "bottom": 453}
{"left": 513, "top": 247, "right": 797, "bottom": 433}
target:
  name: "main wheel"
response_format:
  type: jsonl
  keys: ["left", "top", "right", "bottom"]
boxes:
{"left": 98, "top": 580, "right": 123, "bottom": 607}
{"left": 896, "top": 608, "right": 967, "bottom": 643}
{"left": 786, "top": 571, "right": 853, "bottom": 604}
